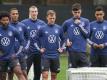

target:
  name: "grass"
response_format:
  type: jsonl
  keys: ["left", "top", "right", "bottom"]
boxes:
{"left": 57, "top": 54, "right": 68, "bottom": 80}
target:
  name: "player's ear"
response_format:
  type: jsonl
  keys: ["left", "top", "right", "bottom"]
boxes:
{"left": 80, "top": 10, "right": 82, "bottom": 13}
{"left": 94, "top": 12, "right": 96, "bottom": 17}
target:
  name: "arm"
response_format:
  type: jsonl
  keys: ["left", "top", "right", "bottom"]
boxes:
{"left": 87, "top": 38, "right": 94, "bottom": 46}
{"left": 58, "top": 27, "right": 66, "bottom": 52}
{"left": 62, "top": 21, "right": 68, "bottom": 33}
{"left": 62, "top": 21, "right": 72, "bottom": 47}
{"left": 23, "top": 24, "right": 30, "bottom": 50}
{"left": 33, "top": 28, "right": 45, "bottom": 53}
{"left": 75, "top": 19, "right": 90, "bottom": 38}
{"left": 14, "top": 28, "right": 25, "bottom": 55}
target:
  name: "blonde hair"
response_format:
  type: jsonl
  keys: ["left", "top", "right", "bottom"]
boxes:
{"left": 29, "top": 5, "right": 38, "bottom": 11}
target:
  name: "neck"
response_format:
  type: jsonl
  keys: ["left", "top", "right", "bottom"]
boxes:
{"left": 29, "top": 16, "right": 37, "bottom": 21}
{"left": 2, "top": 25, "right": 8, "bottom": 30}
{"left": 97, "top": 19, "right": 104, "bottom": 23}
{"left": 11, "top": 20, "right": 18, "bottom": 23}
{"left": 48, "top": 23, "right": 54, "bottom": 26}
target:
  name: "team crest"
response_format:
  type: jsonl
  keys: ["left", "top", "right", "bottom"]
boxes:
{"left": 0, "top": 34, "right": 2, "bottom": 36}
{"left": 55, "top": 29, "right": 58, "bottom": 34}
{"left": 93, "top": 27, "right": 96, "bottom": 30}
{"left": 8, "top": 31, "right": 13, "bottom": 36}
{"left": 27, "top": 26, "right": 30, "bottom": 29}
{"left": 37, "top": 25, "right": 41, "bottom": 30}
{"left": 103, "top": 26, "right": 106, "bottom": 30}
{"left": 70, "top": 24, "right": 74, "bottom": 27}
{"left": 18, "top": 27, "right": 22, "bottom": 31}
{"left": 45, "top": 31, "right": 48, "bottom": 34}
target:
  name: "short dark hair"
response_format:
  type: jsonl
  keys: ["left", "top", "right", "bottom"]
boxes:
{"left": 72, "top": 3, "right": 81, "bottom": 11}
{"left": 10, "top": 8, "right": 18, "bottom": 12}
{"left": 0, "top": 11, "right": 10, "bottom": 20}
{"left": 95, "top": 6, "right": 104, "bottom": 11}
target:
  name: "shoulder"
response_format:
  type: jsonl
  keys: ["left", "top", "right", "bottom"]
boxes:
{"left": 21, "top": 19, "right": 29, "bottom": 23}
{"left": 37, "top": 19, "right": 45, "bottom": 23}
{"left": 54, "top": 24, "right": 63, "bottom": 32}
{"left": 8, "top": 25, "right": 16, "bottom": 30}
{"left": 63, "top": 18, "right": 72, "bottom": 25}
{"left": 7, "top": 25, "right": 18, "bottom": 35}
{"left": 54, "top": 24, "right": 61, "bottom": 28}
{"left": 90, "top": 21, "right": 96, "bottom": 25}
{"left": 81, "top": 17, "right": 89, "bottom": 22}
{"left": 0, "top": 25, "right": 3, "bottom": 31}
{"left": 18, "top": 22, "right": 26, "bottom": 28}
{"left": 103, "top": 20, "right": 107, "bottom": 23}
{"left": 37, "top": 19, "right": 46, "bottom": 25}
{"left": 89, "top": 21, "right": 97, "bottom": 29}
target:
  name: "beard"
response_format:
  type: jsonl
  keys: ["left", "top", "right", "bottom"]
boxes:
{"left": 2, "top": 23, "right": 9, "bottom": 29}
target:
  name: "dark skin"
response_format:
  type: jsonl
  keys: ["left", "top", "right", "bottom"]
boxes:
{"left": 93, "top": 10, "right": 105, "bottom": 49}
{"left": 0, "top": 16, "right": 26, "bottom": 80}
{"left": 0, "top": 17, "right": 9, "bottom": 29}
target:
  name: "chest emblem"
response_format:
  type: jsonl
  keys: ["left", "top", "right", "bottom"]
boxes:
{"left": 1, "top": 37, "right": 10, "bottom": 46}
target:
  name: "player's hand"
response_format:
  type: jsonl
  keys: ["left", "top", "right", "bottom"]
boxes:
{"left": 66, "top": 40, "right": 72, "bottom": 47}
{"left": 93, "top": 43, "right": 99, "bottom": 49}
{"left": 74, "top": 19, "right": 81, "bottom": 24}
{"left": 58, "top": 48, "right": 63, "bottom": 53}
{"left": 40, "top": 48, "right": 45, "bottom": 53}
{"left": 98, "top": 44, "right": 104, "bottom": 49}
{"left": 22, "top": 47, "right": 29, "bottom": 54}
{"left": 11, "top": 54, "right": 17, "bottom": 59}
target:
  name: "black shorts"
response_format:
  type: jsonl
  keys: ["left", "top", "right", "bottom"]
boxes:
{"left": 0, "top": 72, "right": 7, "bottom": 80}
{"left": 19, "top": 57, "right": 27, "bottom": 70}
{"left": 91, "top": 54, "right": 107, "bottom": 67}
{"left": 0, "top": 60, "right": 9, "bottom": 72}
{"left": 8, "top": 58, "right": 20, "bottom": 71}
{"left": 41, "top": 56, "right": 60, "bottom": 73}
{"left": 68, "top": 52, "right": 89, "bottom": 68}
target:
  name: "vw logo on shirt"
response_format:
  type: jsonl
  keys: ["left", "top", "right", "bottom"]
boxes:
{"left": 95, "top": 31, "right": 104, "bottom": 39}
{"left": 48, "top": 35, "right": 56, "bottom": 43}
{"left": 30, "top": 30, "right": 37, "bottom": 38}
{"left": 1, "top": 37, "right": 10, "bottom": 46}
{"left": 73, "top": 27, "right": 80, "bottom": 35}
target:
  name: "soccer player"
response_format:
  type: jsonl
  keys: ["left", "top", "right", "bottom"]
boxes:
{"left": 87, "top": 6, "right": 107, "bottom": 67}
{"left": 35, "top": 10, "right": 65, "bottom": 80}
{"left": 21, "top": 6, "right": 46, "bottom": 80}
{"left": 0, "top": 11, "right": 26, "bottom": 80}
{"left": 8, "top": 8, "right": 29, "bottom": 80}
{"left": 62, "top": 3, "right": 90, "bottom": 68}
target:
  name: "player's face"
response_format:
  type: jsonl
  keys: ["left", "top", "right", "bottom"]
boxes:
{"left": 10, "top": 10, "right": 19, "bottom": 22}
{"left": 47, "top": 14, "right": 56, "bottom": 25}
{"left": 0, "top": 17, "right": 10, "bottom": 27}
{"left": 95, "top": 11, "right": 104, "bottom": 21}
{"left": 72, "top": 9, "right": 81, "bottom": 18}
{"left": 29, "top": 8, "right": 38, "bottom": 20}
